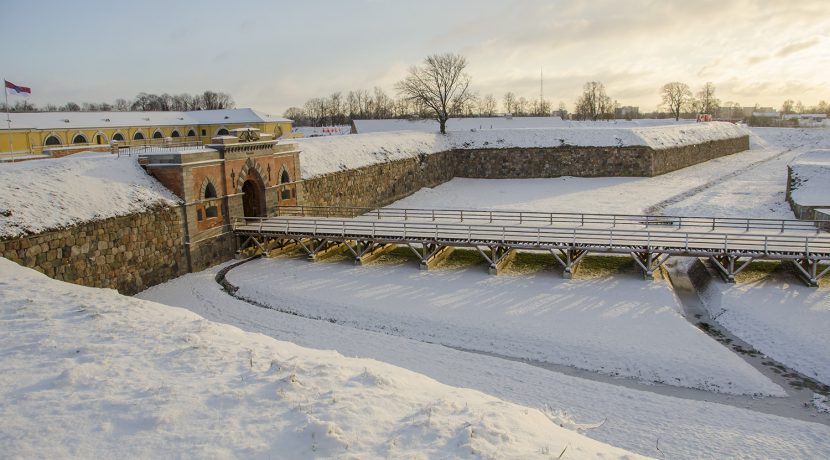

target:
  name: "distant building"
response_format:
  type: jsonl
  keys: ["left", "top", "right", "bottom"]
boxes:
{"left": 742, "top": 106, "right": 774, "bottom": 118}
{"left": 614, "top": 106, "right": 639, "bottom": 119}
{"left": 0, "top": 108, "right": 294, "bottom": 156}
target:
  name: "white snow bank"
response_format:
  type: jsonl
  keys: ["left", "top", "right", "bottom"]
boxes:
{"left": 352, "top": 117, "right": 694, "bottom": 134}
{"left": 228, "top": 257, "right": 783, "bottom": 396}
{"left": 0, "top": 153, "right": 179, "bottom": 238}
{"left": 297, "top": 123, "right": 748, "bottom": 179}
{"left": 789, "top": 149, "right": 830, "bottom": 207}
{"left": 0, "top": 258, "right": 645, "bottom": 459}
{"left": 701, "top": 277, "right": 830, "bottom": 386}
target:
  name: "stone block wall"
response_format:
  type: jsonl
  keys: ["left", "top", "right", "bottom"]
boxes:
{"left": 299, "top": 153, "right": 456, "bottom": 208}
{"left": 451, "top": 146, "right": 653, "bottom": 178}
{"left": 298, "top": 135, "right": 749, "bottom": 209}
{"left": 0, "top": 207, "right": 187, "bottom": 295}
{"left": 650, "top": 136, "right": 749, "bottom": 175}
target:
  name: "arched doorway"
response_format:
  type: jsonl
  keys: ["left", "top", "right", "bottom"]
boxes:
{"left": 241, "top": 179, "right": 265, "bottom": 217}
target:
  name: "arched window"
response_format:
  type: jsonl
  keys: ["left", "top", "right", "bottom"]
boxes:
{"left": 279, "top": 169, "right": 292, "bottom": 200}
{"left": 170, "top": 130, "right": 180, "bottom": 138}
{"left": 187, "top": 129, "right": 197, "bottom": 137}
{"left": 204, "top": 182, "right": 217, "bottom": 199}
{"left": 202, "top": 181, "right": 219, "bottom": 219}
{"left": 133, "top": 132, "right": 145, "bottom": 140}
{"left": 112, "top": 133, "right": 125, "bottom": 141}
{"left": 216, "top": 128, "right": 229, "bottom": 136}
{"left": 44, "top": 135, "right": 62, "bottom": 146}
{"left": 152, "top": 130, "right": 164, "bottom": 139}
{"left": 72, "top": 134, "right": 88, "bottom": 144}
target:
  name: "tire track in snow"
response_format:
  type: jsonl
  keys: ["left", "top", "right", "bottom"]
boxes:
{"left": 644, "top": 140, "right": 799, "bottom": 216}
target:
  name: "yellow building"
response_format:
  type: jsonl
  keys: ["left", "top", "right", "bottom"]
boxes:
{"left": 0, "top": 108, "right": 294, "bottom": 156}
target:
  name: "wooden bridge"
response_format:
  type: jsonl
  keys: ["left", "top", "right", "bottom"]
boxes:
{"left": 233, "top": 206, "right": 830, "bottom": 286}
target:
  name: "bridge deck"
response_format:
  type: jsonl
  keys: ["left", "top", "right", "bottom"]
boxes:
{"left": 233, "top": 206, "right": 830, "bottom": 286}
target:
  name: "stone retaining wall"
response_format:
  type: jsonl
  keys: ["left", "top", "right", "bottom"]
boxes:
{"left": 299, "top": 135, "right": 749, "bottom": 208}
{"left": 0, "top": 207, "right": 188, "bottom": 295}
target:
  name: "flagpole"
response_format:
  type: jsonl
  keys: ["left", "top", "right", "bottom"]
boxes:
{"left": 4, "top": 78, "right": 13, "bottom": 155}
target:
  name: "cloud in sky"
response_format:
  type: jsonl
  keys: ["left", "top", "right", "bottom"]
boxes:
{"left": 3, "top": 0, "right": 829, "bottom": 114}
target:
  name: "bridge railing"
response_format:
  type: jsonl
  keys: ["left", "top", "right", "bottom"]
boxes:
{"left": 273, "top": 205, "right": 823, "bottom": 234}
{"left": 234, "top": 216, "right": 830, "bottom": 257}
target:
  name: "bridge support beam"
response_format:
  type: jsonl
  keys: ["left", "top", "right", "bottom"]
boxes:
{"left": 297, "top": 238, "right": 343, "bottom": 261}
{"left": 476, "top": 245, "right": 516, "bottom": 275}
{"left": 630, "top": 251, "right": 670, "bottom": 280}
{"left": 788, "top": 258, "right": 830, "bottom": 287}
{"left": 551, "top": 248, "right": 588, "bottom": 279}
{"left": 343, "top": 241, "right": 395, "bottom": 265}
{"left": 407, "top": 243, "right": 453, "bottom": 270}
{"left": 709, "top": 255, "right": 755, "bottom": 283}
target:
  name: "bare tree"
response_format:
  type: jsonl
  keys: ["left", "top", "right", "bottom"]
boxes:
{"left": 396, "top": 53, "right": 473, "bottom": 134}
{"left": 696, "top": 82, "right": 720, "bottom": 115}
{"left": 479, "top": 94, "right": 497, "bottom": 116}
{"left": 781, "top": 99, "right": 795, "bottom": 114}
{"left": 503, "top": 92, "right": 516, "bottom": 114}
{"left": 556, "top": 101, "right": 568, "bottom": 119}
{"left": 660, "top": 82, "right": 693, "bottom": 121}
{"left": 574, "top": 81, "right": 612, "bottom": 120}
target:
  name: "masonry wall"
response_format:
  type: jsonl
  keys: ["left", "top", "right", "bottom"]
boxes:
{"left": 299, "top": 153, "right": 456, "bottom": 208}
{"left": 650, "top": 136, "right": 749, "bottom": 175}
{"left": 0, "top": 207, "right": 188, "bottom": 295}
{"left": 299, "top": 135, "right": 749, "bottom": 209}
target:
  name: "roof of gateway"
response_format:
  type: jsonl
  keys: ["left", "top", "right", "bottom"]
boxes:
{"left": 2, "top": 108, "right": 291, "bottom": 130}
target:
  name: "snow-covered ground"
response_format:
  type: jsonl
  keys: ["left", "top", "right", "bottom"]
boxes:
{"left": 5, "top": 126, "right": 830, "bottom": 458}
{"left": 140, "top": 126, "right": 830, "bottom": 458}
{"left": 295, "top": 122, "right": 748, "bottom": 178}
{"left": 0, "top": 152, "right": 179, "bottom": 238}
{"left": 0, "top": 258, "right": 645, "bottom": 458}
{"left": 140, "top": 261, "right": 830, "bottom": 459}
{"left": 224, "top": 256, "right": 782, "bottom": 396}
{"left": 352, "top": 116, "right": 694, "bottom": 134}
{"left": 788, "top": 149, "right": 830, "bottom": 208}
{"left": 702, "top": 277, "right": 830, "bottom": 386}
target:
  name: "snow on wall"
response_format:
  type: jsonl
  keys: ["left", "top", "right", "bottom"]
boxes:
{"left": 297, "top": 122, "right": 749, "bottom": 179}
{"left": 352, "top": 116, "right": 696, "bottom": 134}
{"left": 0, "top": 153, "right": 180, "bottom": 238}
{"left": 789, "top": 149, "right": 830, "bottom": 207}
{"left": 0, "top": 258, "right": 644, "bottom": 459}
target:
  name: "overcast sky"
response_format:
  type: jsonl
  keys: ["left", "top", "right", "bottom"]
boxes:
{"left": 3, "top": 0, "right": 828, "bottom": 115}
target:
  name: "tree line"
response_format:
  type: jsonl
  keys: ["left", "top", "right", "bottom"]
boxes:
{"left": 0, "top": 90, "right": 235, "bottom": 113}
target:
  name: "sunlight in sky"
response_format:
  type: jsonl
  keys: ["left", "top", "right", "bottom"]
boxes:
{"left": 3, "top": 0, "right": 828, "bottom": 114}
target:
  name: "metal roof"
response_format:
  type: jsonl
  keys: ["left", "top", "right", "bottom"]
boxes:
{"left": 2, "top": 108, "right": 291, "bottom": 130}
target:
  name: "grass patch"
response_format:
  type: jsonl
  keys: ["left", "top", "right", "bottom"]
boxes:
{"left": 734, "top": 260, "right": 830, "bottom": 287}
{"left": 504, "top": 251, "right": 557, "bottom": 275}
{"left": 575, "top": 255, "right": 646, "bottom": 280}
{"left": 435, "top": 249, "right": 486, "bottom": 269}
{"left": 372, "top": 246, "right": 420, "bottom": 265}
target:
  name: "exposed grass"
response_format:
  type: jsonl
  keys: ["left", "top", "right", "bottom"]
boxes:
{"left": 504, "top": 252, "right": 557, "bottom": 275}
{"left": 575, "top": 255, "right": 650, "bottom": 280}
{"left": 734, "top": 260, "right": 830, "bottom": 287}
{"left": 372, "top": 246, "right": 420, "bottom": 265}
{"left": 435, "top": 249, "right": 486, "bottom": 269}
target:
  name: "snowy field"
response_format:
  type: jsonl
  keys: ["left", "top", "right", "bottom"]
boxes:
{"left": 224, "top": 255, "right": 781, "bottom": 396}
{"left": 0, "top": 258, "right": 644, "bottom": 458}
{"left": 352, "top": 116, "right": 695, "bottom": 134}
{"left": 4, "top": 126, "right": 830, "bottom": 458}
{"left": 139, "top": 127, "right": 830, "bottom": 458}
{"left": 0, "top": 152, "right": 179, "bottom": 238}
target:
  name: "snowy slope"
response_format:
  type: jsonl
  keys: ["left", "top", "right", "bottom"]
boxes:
{"left": 296, "top": 123, "right": 748, "bottom": 178}
{"left": 0, "top": 258, "right": 645, "bottom": 459}
{"left": 788, "top": 149, "right": 830, "bottom": 207}
{"left": 0, "top": 153, "right": 179, "bottom": 238}
{"left": 701, "top": 277, "right": 830, "bottom": 386}
{"left": 352, "top": 117, "right": 694, "bottom": 134}
{"left": 227, "top": 256, "right": 783, "bottom": 396}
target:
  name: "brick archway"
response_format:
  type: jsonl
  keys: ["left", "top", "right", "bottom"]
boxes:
{"left": 235, "top": 158, "right": 268, "bottom": 192}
